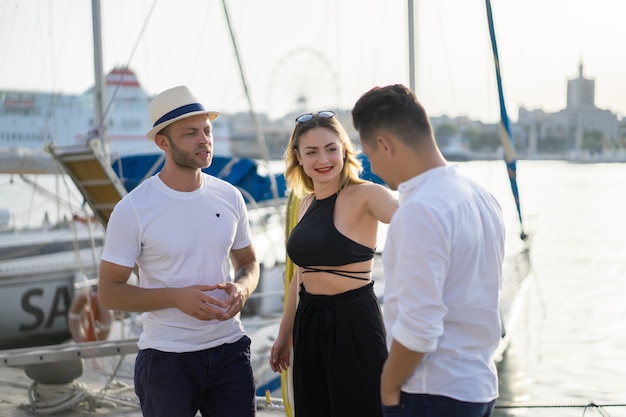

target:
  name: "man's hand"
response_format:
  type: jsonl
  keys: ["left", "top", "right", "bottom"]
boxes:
{"left": 175, "top": 285, "right": 230, "bottom": 321}
{"left": 214, "top": 281, "right": 248, "bottom": 320}
{"left": 381, "top": 340, "right": 426, "bottom": 406}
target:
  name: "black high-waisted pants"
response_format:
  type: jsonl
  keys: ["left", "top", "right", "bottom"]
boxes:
{"left": 293, "top": 281, "right": 388, "bottom": 417}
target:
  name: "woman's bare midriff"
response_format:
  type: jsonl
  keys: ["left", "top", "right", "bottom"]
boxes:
{"left": 299, "top": 259, "right": 373, "bottom": 295}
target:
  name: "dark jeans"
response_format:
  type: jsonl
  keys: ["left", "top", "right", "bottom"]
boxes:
{"left": 134, "top": 335, "right": 254, "bottom": 417}
{"left": 382, "top": 392, "right": 496, "bottom": 417}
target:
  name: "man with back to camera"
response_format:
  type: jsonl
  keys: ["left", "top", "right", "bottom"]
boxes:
{"left": 98, "top": 85, "right": 259, "bottom": 417}
{"left": 352, "top": 83, "right": 505, "bottom": 417}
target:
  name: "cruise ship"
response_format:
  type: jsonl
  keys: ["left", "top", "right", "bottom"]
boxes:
{"left": 0, "top": 67, "right": 231, "bottom": 174}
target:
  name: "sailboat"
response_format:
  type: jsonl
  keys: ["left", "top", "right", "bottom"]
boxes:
{"left": 0, "top": 68, "right": 156, "bottom": 351}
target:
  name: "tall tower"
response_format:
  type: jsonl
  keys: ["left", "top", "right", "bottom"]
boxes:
{"left": 566, "top": 62, "right": 595, "bottom": 109}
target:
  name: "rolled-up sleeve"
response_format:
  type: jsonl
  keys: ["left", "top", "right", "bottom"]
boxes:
{"left": 385, "top": 201, "right": 450, "bottom": 353}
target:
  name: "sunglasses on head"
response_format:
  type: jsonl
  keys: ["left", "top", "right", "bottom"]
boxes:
{"left": 295, "top": 111, "right": 336, "bottom": 124}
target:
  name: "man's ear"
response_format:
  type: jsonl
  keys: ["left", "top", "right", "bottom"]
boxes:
{"left": 154, "top": 134, "right": 169, "bottom": 151}
{"left": 377, "top": 134, "right": 393, "bottom": 155}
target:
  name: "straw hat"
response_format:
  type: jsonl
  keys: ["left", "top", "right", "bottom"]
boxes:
{"left": 146, "top": 85, "right": 220, "bottom": 141}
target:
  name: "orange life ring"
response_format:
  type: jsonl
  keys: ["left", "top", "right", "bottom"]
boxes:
{"left": 68, "top": 289, "right": 113, "bottom": 342}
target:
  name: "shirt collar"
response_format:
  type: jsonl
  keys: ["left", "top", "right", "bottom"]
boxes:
{"left": 397, "top": 164, "right": 456, "bottom": 203}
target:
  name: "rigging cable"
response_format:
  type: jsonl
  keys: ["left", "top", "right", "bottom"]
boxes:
{"left": 98, "top": 0, "right": 159, "bottom": 135}
{"left": 221, "top": 0, "right": 285, "bottom": 225}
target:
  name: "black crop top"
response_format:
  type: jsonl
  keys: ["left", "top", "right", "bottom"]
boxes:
{"left": 286, "top": 193, "right": 375, "bottom": 280}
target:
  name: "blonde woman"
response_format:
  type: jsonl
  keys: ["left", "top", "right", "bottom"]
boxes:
{"left": 270, "top": 111, "right": 398, "bottom": 417}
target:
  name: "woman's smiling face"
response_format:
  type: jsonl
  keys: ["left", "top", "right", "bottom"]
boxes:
{"left": 296, "top": 126, "right": 345, "bottom": 186}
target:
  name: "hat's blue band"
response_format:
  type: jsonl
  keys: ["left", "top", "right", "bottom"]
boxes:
{"left": 153, "top": 103, "right": 206, "bottom": 127}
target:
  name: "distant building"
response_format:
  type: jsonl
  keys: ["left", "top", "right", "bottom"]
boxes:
{"left": 567, "top": 63, "right": 595, "bottom": 108}
{"left": 228, "top": 62, "right": 625, "bottom": 161}
{"left": 517, "top": 62, "right": 620, "bottom": 157}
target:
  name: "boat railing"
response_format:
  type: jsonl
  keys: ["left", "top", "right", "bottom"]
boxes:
{"left": 0, "top": 338, "right": 139, "bottom": 368}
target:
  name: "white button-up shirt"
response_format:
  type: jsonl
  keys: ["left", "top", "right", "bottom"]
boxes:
{"left": 383, "top": 164, "right": 505, "bottom": 402}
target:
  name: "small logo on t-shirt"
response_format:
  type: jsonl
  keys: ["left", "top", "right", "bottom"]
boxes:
{"left": 216, "top": 213, "right": 220, "bottom": 217}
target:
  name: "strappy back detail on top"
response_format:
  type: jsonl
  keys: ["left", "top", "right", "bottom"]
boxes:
{"left": 286, "top": 193, "right": 375, "bottom": 281}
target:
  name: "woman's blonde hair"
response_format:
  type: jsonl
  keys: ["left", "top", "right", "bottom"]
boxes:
{"left": 284, "top": 113, "right": 365, "bottom": 198}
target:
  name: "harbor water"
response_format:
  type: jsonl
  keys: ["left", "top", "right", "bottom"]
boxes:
{"left": 458, "top": 161, "right": 626, "bottom": 417}
{"left": 1, "top": 160, "right": 626, "bottom": 416}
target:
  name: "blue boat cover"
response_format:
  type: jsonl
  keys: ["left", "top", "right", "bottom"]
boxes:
{"left": 111, "top": 153, "right": 383, "bottom": 204}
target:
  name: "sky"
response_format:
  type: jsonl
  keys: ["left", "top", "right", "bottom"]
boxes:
{"left": 0, "top": 0, "right": 625, "bottom": 123}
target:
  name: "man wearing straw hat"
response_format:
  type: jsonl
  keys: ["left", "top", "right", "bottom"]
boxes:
{"left": 99, "top": 85, "right": 260, "bottom": 417}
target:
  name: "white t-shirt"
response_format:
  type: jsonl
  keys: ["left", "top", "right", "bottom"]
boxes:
{"left": 383, "top": 164, "right": 505, "bottom": 402}
{"left": 101, "top": 173, "right": 253, "bottom": 352}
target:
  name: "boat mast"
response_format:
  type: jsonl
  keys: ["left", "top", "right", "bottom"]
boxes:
{"left": 91, "top": 0, "right": 110, "bottom": 160}
{"left": 484, "top": 0, "right": 527, "bottom": 240}
{"left": 408, "top": 0, "right": 417, "bottom": 93}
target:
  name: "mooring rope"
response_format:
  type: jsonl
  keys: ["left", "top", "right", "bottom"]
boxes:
{"left": 495, "top": 401, "right": 625, "bottom": 416}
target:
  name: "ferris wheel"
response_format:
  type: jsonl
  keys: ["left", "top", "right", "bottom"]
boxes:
{"left": 265, "top": 48, "right": 341, "bottom": 120}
